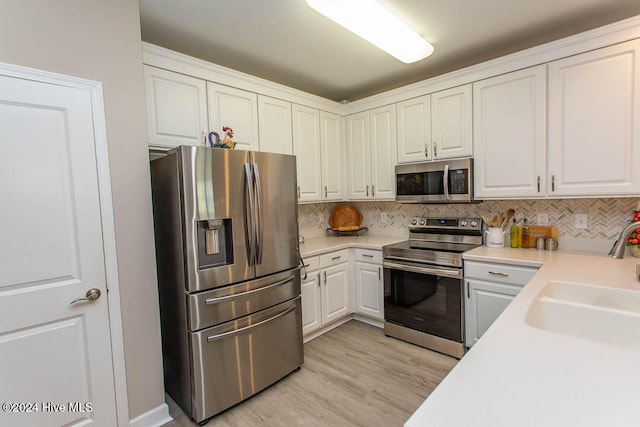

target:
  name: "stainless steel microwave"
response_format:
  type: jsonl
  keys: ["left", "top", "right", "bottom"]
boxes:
{"left": 395, "top": 158, "right": 474, "bottom": 203}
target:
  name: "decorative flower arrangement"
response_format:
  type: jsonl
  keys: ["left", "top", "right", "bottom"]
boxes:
{"left": 626, "top": 203, "right": 640, "bottom": 257}
{"left": 208, "top": 126, "right": 235, "bottom": 149}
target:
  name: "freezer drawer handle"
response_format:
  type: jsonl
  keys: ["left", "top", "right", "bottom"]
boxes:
{"left": 206, "top": 304, "right": 297, "bottom": 342}
{"left": 204, "top": 275, "right": 296, "bottom": 305}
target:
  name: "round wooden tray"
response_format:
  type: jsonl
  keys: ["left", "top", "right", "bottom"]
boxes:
{"left": 327, "top": 226, "right": 368, "bottom": 236}
{"left": 329, "top": 205, "right": 363, "bottom": 229}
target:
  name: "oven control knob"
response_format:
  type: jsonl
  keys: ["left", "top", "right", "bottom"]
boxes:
{"left": 419, "top": 219, "right": 426, "bottom": 226}
{"left": 460, "top": 220, "right": 468, "bottom": 227}
{"left": 470, "top": 220, "right": 478, "bottom": 227}
{"left": 411, "top": 219, "right": 418, "bottom": 225}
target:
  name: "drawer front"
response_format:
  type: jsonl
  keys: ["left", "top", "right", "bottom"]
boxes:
{"left": 354, "top": 248, "right": 382, "bottom": 264}
{"left": 300, "top": 255, "right": 320, "bottom": 272}
{"left": 319, "top": 249, "right": 349, "bottom": 268}
{"left": 464, "top": 260, "right": 538, "bottom": 286}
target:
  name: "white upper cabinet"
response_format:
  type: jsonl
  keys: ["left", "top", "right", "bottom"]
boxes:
{"left": 397, "top": 95, "right": 431, "bottom": 163}
{"left": 369, "top": 105, "right": 397, "bottom": 199}
{"left": 293, "top": 104, "right": 322, "bottom": 202}
{"left": 548, "top": 39, "right": 640, "bottom": 196}
{"left": 346, "top": 106, "right": 397, "bottom": 200}
{"left": 257, "top": 95, "right": 293, "bottom": 154}
{"left": 144, "top": 66, "right": 208, "bottom": 148}
{"left": 473, "top": 66, "right": 547, "bottom": 198}
{"left": 431, "top": 84, "right": 473, "bottom": 159}
{"left": 320, "top": 111, "right": 344, "bottom": 201}
{"left": 207, "top": 82, "right": 259, "bottom": 151}
{"left": 346, "top": 111, "right": 371, "bottom": 199}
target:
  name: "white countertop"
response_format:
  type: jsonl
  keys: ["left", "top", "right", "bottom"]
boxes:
{"left": 299, "top": 235, "right": 405, "bottom": 257}
{"left": 406, "top": 246, "right": 640, "bottom": 427}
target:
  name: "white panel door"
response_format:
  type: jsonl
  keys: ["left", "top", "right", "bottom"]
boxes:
{"left": 431, "top": 84, "right": 473, "bottom": 159}
{"left": 354, "top": 262, "right": 383, "bottom": 320}
{"left": 473, "top": 66, "right": 547, "bottom": 198}
{"left": 0, "top": 75, "right": 116, "bottom": 426}
{"left": 301, "top": 270, "right": 322, "bottom": 335}
{"left": 369, "top": 104, "right": 397, "bottom": 199}
{"left": 548, "top": 39, "right": 640, "bottom": 196}
{"left": 346, "top": 112, "right": 371, "bottom": 199}
{"left": 321, "top": 264, "right": 350, "bottom": 324}
{"left": 257, "top": 95, "right": 292, "bottom": 154}
{"left": 397, "top": 95, "right": 431, "bottom": 163}
{"left": 292, "top": 104, "right": 322, "bottom": 202}
{"left": 320, "top": 111, "right": 344, "bottom": 201}
{"left": 207, "top": 82, "right": 259, "bottom": 151}
{"left": 144, "top": 65, "right": 208, "bottom": 148}
{"left": 465, "top": 279, "right": 520, "bottom": 347}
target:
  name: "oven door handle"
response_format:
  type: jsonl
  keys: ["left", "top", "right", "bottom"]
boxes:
{"left": 383, "top": 260, "right": 462, "bottom": 279}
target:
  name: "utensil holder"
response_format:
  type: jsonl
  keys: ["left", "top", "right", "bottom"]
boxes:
{"left": 485, "top": 227, "right": 505, "bottom": 248}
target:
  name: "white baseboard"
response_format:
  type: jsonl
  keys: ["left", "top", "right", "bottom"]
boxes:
{"left": 129, "top": 403, "right": 172, "bottom": 427}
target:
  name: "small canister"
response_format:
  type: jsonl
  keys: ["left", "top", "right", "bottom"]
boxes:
{"left": 536, "top": 237, "right": 545, "bottom": 250}
{"left": 545, "top": 238, "right": 558, "bottom": 251}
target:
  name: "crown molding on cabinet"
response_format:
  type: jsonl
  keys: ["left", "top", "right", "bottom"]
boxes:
{"left": 142, "top": 42, "right": 345, "bottom": 115}
{"left": 344, "top": 14, "right": 640, "bottom": 115}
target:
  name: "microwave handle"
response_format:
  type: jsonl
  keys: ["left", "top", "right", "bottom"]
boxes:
{"left": 443, "top": 163, "right": 450, "bottom": 201}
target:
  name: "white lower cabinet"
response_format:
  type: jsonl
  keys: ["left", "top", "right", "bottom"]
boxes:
{"left": 301, "top": 250, "right": 350, "bottom": 336}
{"left": 354, "top": 249, "right": 384, "bottom": 320}
{"left": 464, "top": 260, "right": 539, "bottom": 347}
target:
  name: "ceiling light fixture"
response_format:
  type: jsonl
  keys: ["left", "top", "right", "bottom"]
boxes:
{"left": 305, "top": 0, "right": 434, "bottom": 64}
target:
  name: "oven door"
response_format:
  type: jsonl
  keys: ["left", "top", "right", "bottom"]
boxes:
{"left": 383, "top": 259, "right": 463, "bottom": 342}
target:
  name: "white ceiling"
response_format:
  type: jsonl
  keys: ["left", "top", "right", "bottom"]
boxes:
{"left": 139, "top": 0, "right": 640, "bottom": 102}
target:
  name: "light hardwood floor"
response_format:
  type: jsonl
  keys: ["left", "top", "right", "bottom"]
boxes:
{"left": 163, "top": 320, "right": 457, "bottom": 426}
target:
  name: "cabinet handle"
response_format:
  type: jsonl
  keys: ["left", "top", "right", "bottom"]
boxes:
{"left": 551, "top": 175, "right": 556, "bottom": 192}
{"left": 323, "top": 271, "right": 327, "bottom": 284}
{"left": 537, "top": 176, "right": 541, "bottom": 193}
{"left": 372, "top": 185, "right": 375, "bottom": 197}
{"left": 331, "top": 255, "right": 342, "bottom": 261}
{"left": 324, "top": 186, "right": 327, "bottom": 198}
{"left": 488, "top": 271, "right": 509, "bottom": 277}
{"left": 363, "top": 254, "right": 373, "bottom": 258}
{"left": 202, "top": 130, "right": 208, "bottom": 146}
{"left": 378, "top": 267, "right": 381, "bottom": 280}
{"left": 366, "top": 185, "right": 369, "bottom": 197}
{"left": 317, "top": 272, "right": 320, "bottom": 287}
{"left": 467, "top": 282, "right": 470, "bottom": 299}
{"left": 434, "top": 142, "right": 438, "bottom": 158}
{"left": 297, "top": 186, "right": 301, "bottom": 199}
{"left": 425, "top": 143, "right": 429, "bottom": 157}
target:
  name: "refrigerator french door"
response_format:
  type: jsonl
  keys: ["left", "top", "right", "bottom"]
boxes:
{"left": 151, "top": 146, "right": 303, "bottom": 423}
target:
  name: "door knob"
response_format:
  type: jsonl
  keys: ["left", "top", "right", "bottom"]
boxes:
{"left": 70, "top": 288, "right": 101, "bottom": 305}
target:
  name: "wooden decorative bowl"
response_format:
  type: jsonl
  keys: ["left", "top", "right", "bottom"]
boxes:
{"left": 329, "top": 205, "right": 363, "bottom": 229}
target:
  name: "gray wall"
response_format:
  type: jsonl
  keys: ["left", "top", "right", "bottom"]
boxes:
{"left": 0, "top": 0, "right": 164, "bottom": 419}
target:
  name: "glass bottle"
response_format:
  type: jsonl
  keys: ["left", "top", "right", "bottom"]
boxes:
{"left": 510, "top": 218, "right": 519, "bottom": 248}
{"left": 521, "top": 218, "right": 529, "bottom": 248}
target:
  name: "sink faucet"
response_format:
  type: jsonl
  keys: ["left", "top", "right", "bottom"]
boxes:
{"left": 608, "top": 220, "right": 640, "bottom": 258}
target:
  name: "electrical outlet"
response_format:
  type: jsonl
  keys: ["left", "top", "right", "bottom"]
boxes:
{"left": 575, "top": 213, "right": 588, "bottom": 229}
{"left": 381, "top": 212, "right": 389, "bottom": 223}
{"left": 537, "top": 213, "right": 549, "bottom": 226}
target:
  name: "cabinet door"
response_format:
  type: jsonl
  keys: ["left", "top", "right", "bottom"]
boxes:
{"left": 431, "top": 84, "right": 473, "bottom": 159}
{"left": 301, "top": 270, "right": 322, "bottom": 335}
{"left": 292, "top": 104, "right": 322, "bottom": 202}
{"left": 397, "top": 95, "right": 431, "bottom": 163}
{"left": 354, "top": 262, "right": 383, "bottom": 320}
{"left": 144, "top": 66, "right": 208, "bottom": 148}
{"left": 346, "top": 111, "right": 372, "bottom": 199}
{"left": 320, "top": 111, "right": 344, "bottom": 200}
{"left": 321, "top": 264, "right": 350, "bottom": 324}
{"left": 370, "top": 105, "right": 397, "bottom": 199}
{"left": 473, "top": 66, "right": 547, "bottom": 198}
{"left": 548, "top": 39, "right": 640, "bottom": 196}
{"left": 207, "top": 82, "right": 259, "bottom": 151}
{"left": 465, "top": 279, "right": 520, "bottom": 347}
{"left": 257, "top": 95, "right": 292, "bottom": 154}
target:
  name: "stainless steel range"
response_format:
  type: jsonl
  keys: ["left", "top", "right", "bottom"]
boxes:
{"left": 383, "top": 217, "right": 482, "bottom": 358}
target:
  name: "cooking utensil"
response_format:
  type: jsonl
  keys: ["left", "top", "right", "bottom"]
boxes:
{"left": 491, "top": 215, "right": 498, "bottom": 227}
{"left": 481, "top": 214, "right": 491, "bottom": 225}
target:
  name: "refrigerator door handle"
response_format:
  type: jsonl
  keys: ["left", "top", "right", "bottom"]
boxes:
{"left": 204, "top": 274, "right": 296, "bottom": 304}
{"left": 244, "top": 163, "right": 256, "bottom": 266}
{"left": 206, "top": 304, "right": 297, "bottom": 342}
{"left": 252, "top": 163, "right": 264, "bottom": 265}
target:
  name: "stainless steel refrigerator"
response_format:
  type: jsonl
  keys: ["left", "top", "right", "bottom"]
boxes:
{"left": 150, "top": 146, "right": 303, "bottom": 423}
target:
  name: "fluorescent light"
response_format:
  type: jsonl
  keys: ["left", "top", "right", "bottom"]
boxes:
{"left": 305, "top": 0, "right": 434, "bottom": 64}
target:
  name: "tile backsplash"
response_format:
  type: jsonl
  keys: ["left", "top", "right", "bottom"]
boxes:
{"left": 299, "top": 198, "right": 640, "bottom": 242}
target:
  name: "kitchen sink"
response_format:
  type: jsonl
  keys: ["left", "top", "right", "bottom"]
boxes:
{"left": 525, "top": 281, "right": 640, "bottom": 350}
